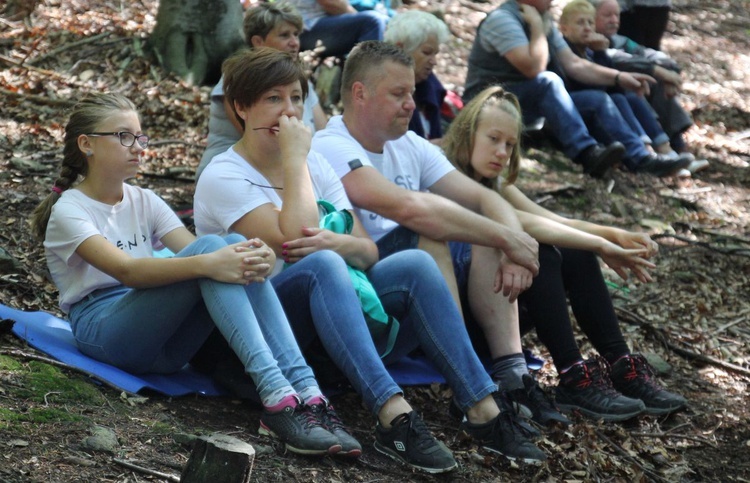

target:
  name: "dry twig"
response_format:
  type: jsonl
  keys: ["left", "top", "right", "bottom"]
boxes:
{"left": 615, "top": 307, "right": 750, "bottom": 378}
{"left": 112, "top": 458, "right": 181, "bottom": 482}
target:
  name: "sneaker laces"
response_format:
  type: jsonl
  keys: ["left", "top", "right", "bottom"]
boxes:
{"left": 311, "top": 400, "right": 345, "bottom": 432}
{"left": 494, "top": 392, "right": 536, "bottom": 439}
{"left": 576, "top": 358, "right": 622, "bottom": 398}
{"left": 398, "top": 412, "right": 439, "bottom": 451}
{"left": 293, "top": 403, "right": 325, "bottom": 434}
{"left": 621, "top": 355, "right": 664, "bottom": 392}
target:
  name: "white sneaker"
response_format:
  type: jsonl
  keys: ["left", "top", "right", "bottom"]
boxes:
{"left": 687, "top": 159, "right": 710, "bottom": 174}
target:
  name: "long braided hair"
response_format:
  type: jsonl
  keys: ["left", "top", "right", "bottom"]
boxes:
{"left": 30, "top": 93, "right": 137, "bottom": 239}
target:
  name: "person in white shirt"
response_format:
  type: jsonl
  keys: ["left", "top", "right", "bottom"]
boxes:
{"left": 31, "top": 92, "right": 345, "bottom": 457}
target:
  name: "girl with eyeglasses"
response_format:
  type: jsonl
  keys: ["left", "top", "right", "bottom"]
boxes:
{"left": 30, "top": 92, "right": 351, "bottom": 456}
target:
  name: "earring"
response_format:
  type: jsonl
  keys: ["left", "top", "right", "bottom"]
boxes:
{"left": 86, "top": 150, "right": 93, "bottom": 156}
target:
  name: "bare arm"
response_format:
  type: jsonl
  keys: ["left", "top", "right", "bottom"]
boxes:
{"left": 503, "top": 4, "right": 549, "bottom": 78}
{"left": 341, "top": 166, "right": 539, "bottom": 274}
{"left": 316, "top": 0, "right": 356, "bottom": 15}
{"left": 558, "top": 48, "right": 655, "bottom": 95}
{"left": 502, "top": 183, "right": 657, "bottom": 253}
{"left": 75, "top": 228, "right": 265, "bottom": 288}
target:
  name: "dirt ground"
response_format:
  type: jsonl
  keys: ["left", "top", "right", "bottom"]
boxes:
{"left": 1, "top": 0, "right": 749, "bottom": 481}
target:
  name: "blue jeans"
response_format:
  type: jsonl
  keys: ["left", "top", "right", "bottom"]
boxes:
{"left": 570, "top": 89, "right": 650, "bottom": 170}
{"left": 622, "top": 92, "right": 669, "bottom": 147}
{"left": 273, "top": 249, "right": 496, "bottom": 414}
{"left": 504, "top": 71, "right": 597, "bottom": 160}
{"left": 611, "top": 93, "right": 651, "bottom": 145}
{"left": 300, "top": 11, "right": 388, "bottom": 58}
{"left": 69, "top": 234, "right": 317, "bottom": 403}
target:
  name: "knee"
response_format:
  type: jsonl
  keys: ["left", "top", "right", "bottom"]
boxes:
{"left": 537, "top": 71, "right": 565, "bottom": 88}
{"left": 388, "top": 249, "right": 438, "bottom": 273}
{"left": 191, "top": 234, "right": 229, "bottom": 253}
{"left": 224, "top": 233, "right": 246, "bottom": 245}
{"left": 538, "top": 244, "right": 563, "bottom": 271}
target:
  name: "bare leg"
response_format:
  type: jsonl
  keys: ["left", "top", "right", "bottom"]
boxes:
{"left": 378, "top": 395, "right": 414, "bottom": 428}
{"left": 417, "top": 236, "right": 463, "bottom": 314}
{"left": 467, "top": 245, "right": 523, "bottom": 358}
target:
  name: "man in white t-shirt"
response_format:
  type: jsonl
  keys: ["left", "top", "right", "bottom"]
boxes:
{"left": 312, "top": 41, "right": 569, "bottom": 429}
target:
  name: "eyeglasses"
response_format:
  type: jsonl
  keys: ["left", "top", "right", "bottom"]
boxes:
{"left": 86, "top": 131, "right": 150, "bottom": 148}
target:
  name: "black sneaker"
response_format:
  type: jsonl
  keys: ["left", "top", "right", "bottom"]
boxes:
{"left": 448, "top": 393, "right": 541, "bottom": 440}
{"left": 509, "top": 374, "right": 571, "bottom": 427}
{"left": 555, "top": 358, "right": 645, "bottom": 422}
{"left": 374, "top": 411, "right": 457, "bottom": 474}
{"left": 461, "top": 411, "right": 547, "bottom": 464}
{"left": 577, "top": 142, "right": 625, "bottom": 178}
{"left": 610, "top": 354, "right": 687, "bottom": 415}
{"left": 259, "top": 396, "right": 342, "bottom": 455}
{"left": 309, "top": 397, "right": 362, "bottom": 457}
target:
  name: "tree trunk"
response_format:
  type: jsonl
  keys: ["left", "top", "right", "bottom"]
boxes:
{"left": 2, "top": 0, "right": 41, "bottom": 21}
{"left": 149, "top": 0, "right": 244, "bottom": 86}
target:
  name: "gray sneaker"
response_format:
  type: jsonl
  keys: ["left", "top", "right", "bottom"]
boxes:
{"left": 259, "top": 396, "right": 342, "bottom": 455}
{"left": 308, "top": 397, "right": 362, "bottom": 457}
{"left": 374, "top": 411, "right": 457, "bottom": 474}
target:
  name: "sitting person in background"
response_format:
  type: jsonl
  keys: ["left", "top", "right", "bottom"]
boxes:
{"left": 194, "top": 47, "right": 549, "bottom": 471}
{"left": 197, "top": 2, "right": 327, "bottom": 180}
{"left": 463, "top": 0, "right": 688, "bottom": 178}
{"left": 288, "top": 0, "right": 389, "bottom": 58}
{"left": 31, "top": 92, "right": 351, "bottom": 457}
{"left": 593, "top": 0, "right": 707, "bottom": 172}
{"left": 384, "top": 9, "right": 451, "bottom": 144}
{"left": 558, "top": 0, "right": 696, "bottom": 176}
{"left": 443, "top": 85, "right": 687, "bottom": 420}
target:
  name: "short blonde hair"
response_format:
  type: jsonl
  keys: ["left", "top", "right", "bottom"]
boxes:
{"left": 560, "top": 0, "right": 596, "bottom": 26}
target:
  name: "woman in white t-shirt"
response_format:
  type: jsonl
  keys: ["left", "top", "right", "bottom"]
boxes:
{"left": 30, "top": 92, "right": 350, "bottom": 457}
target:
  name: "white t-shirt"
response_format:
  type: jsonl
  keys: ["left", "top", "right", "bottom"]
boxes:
{"left": 44, "top": 185, "right": 184, "bottom": 313}
{"left": 193, "top": 146, "right": 352, "bottom": 276}
{"left": 311, "top": 115, "right": 455, "bottom": 241}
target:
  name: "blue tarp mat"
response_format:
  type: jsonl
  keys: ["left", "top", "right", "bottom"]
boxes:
{"left": 1, "top": 304, "right": 479, "bottom": 397}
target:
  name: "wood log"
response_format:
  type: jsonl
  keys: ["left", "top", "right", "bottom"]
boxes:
{"left": 181, "top": 433, "right": 255, "bottom": 483}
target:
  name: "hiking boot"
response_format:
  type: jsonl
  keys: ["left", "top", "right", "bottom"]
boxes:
{"left": 577, "top": 142, "right": 625, "bottom": 178}
{"left": 448, "top": 392, "right": 541, "bottom": 440}
{"left": 610, "top": 354, "right": 687, "bottom": 415}
{"left": 308, "top": 397, "right": 362, "bottom": 457}
{"left": 508, "top": 374, "right": 571, "bottom": 427}
{"left": 259, "top": 396, "right": 342, "bottom": 455}
{"left": 461, "top": 411, "right": 547, "bottom": 464}
{"left": 555, "top": 358, "right": 645, "bottom": 422}
{"left": 374, "top": 411, "right": 457, "bottom": 474}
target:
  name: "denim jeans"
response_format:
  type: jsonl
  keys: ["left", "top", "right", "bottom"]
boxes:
{"left": 504, "top": 71, "right": 597, "bottom": 160}
{"left": 570, "top": 89, "right": 650, "bottom": 170}
{"left": 622, "top": 92, "right": 670, "bottom": 147}
{"left": 300, "top": 11, "right": 388, "bottom": 58}
{"left": 273, "top": 249, "right": 496, "bottom": 414}
{"left": 69, "top": 234, "right": 317, "bottom": 403}
{"left": 611, "top": 93, "right": 651, "bottom": 145}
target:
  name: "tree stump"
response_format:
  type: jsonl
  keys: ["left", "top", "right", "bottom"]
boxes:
{"left": 181, "top": 433, "right": 255, "bottom": 483}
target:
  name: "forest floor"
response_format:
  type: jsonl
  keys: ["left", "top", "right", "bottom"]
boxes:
{"left": 0, "top": 0, "right": 749, "bottom": 481}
